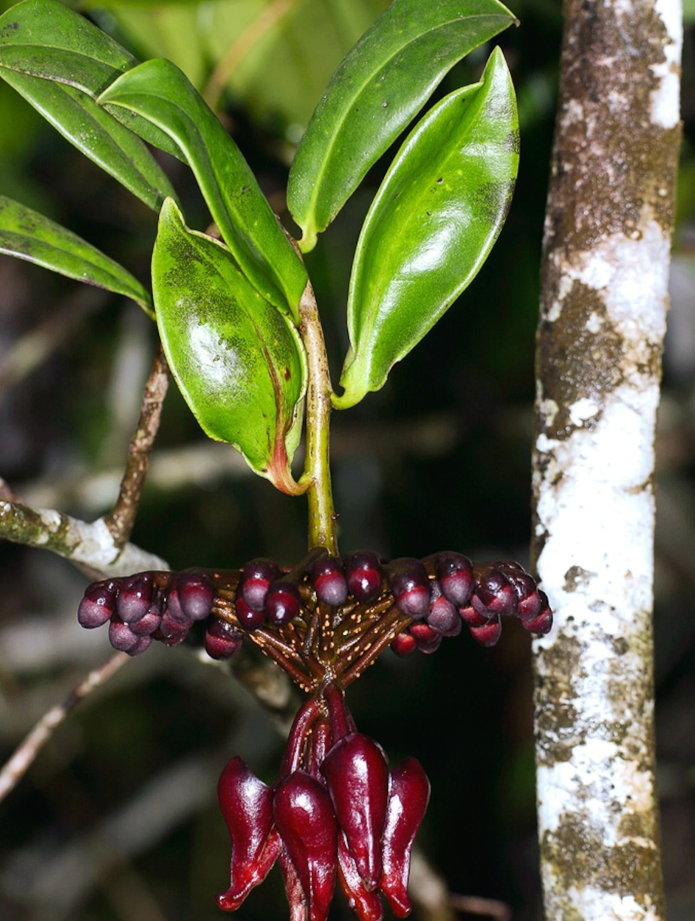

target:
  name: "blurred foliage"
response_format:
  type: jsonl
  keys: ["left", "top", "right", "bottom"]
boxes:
{"left": 1, "top": 3, "right": 694, "bottom": 921}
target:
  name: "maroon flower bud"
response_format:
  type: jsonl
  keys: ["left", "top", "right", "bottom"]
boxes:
{"left": 459, "top": 605, "right": 490, "bottom": 628}
{"left": 380, "top": 758, "right": 430, "bottom": 918}
{"left": 409, "top": 622, "right": 442, "bottom": 654}
{"left": 321, "top": 733, "right": 389, "bottom": 891}
{"left": 468, "top": 616, "right": 502, "bottom": 647}
{"left": 388, "top": 559, "right": 431, "bottom": 620}
{"left": 435, "top": 552, "right": 473, "bottom": 607}
{"left": 311, "top": 556, "right": 348, "bottom": 607}
{"left": 157, "top": 610, "right": 191, "bottom": 645}
{"left": 78, "top": 580, "right": 117, "bottom": 628}
{"left": 108, "top": 615, "right": 141, "bottom": 652}
{"left": 501, "top": 567, "right": 544, "bottom": 622}
{"left": 470, "top": 566, "right": 518, "bottom": 618}
{"left": 273, "top": 771, "right": 338, "bottom": 921}
{"left": 520, "top": 595, "right": 553, "bottom": 635}
{"left": 337, "top": 833, "right": 384, "bottom": 921}
{"left": 265, "top": 580, "right": 302, "bottom": 626}
{"left": 236, "top": 595, "right": 265, "bottom": 631}
{"left": 205, "top": 617, "right": 243, "bottom": 660}
{"left": 117, "top": 573, "right": 153, "bottom": 623}
{"left": 177, "top": 569, "right": 214, "bottom": 621}
{"left": 164, "top": 587, "right": 188, "bottom": 624}
{"left": 128, "top": 606, "right": 162, "bottom": 636}
{"left": 390, "top": 631, "right": 417, "bottom": 658}
{"left": 217, "top": 757, "right": 281, "bottom": 911}
{"left": 426, "top": 583, "right": 461, "bottom": 637}
{"left": 344, "top": 552, "right": 383, "bottom": 603}
{"left": 241, "top": 558, "right": 278, "bottom": 612}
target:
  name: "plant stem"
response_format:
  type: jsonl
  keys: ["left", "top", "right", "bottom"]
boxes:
{"left": 104, "top": 346, "right": 169, "bottom": 548}
{"left": 298, "top": 280, "right": 338, "bottom": 556}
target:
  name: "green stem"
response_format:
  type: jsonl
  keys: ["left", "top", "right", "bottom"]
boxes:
{"left": 298, "top": 279, "right": 338, "bottom": 556}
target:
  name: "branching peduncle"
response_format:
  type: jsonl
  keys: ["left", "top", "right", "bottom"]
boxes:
{"left": 297, "top": 279, "right": 338, "bottom": 556}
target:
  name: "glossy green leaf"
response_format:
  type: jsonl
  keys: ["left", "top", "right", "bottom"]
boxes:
{"left": 0, "top": 0, "right": 136, "bottom": 90}
{"left": 337, "top": 48, "right": 519, "bottom": 409}
{"left": 0, "top": 194, "right": 153, "bottom": 314}
{"left": 152, "top": 198, "right": 306, "bottom": 488}
{"left": 0, "top": 69, "right": 177, "bottom": 211}
{"left": 100, "top": 59, "right": 308, "bottom": 318}
{"left": 0, "top": 0, "right": 183, "bottom": 160}
{"left": 287, "top": 0, "right": 516, "bottom": 251}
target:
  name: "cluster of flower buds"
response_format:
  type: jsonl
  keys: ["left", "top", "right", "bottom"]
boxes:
{"left": 217, "top": 682, "right": 429, "bottom": 921}
{"left": 390, "top": 553, "right": 552, "bottom": 656}
{"left": 77, "top": 567, "right": 221, "bottom": 656}
{"left": 76, "top": 552, "right": 551, "bottom": 921}
{"left": 76, "top": 550, "right": 551, "bottom": 689}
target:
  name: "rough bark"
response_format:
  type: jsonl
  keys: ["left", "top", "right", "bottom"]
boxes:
{"left": 531, "top": 0, "right": 682, "bottom": 919}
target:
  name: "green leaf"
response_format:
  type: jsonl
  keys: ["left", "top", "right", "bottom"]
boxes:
{"left": 0, "top": 69, "right": 177, "bottom": 211}
{"left": 0, "top": 0, "right": 184, "bottom": 160}
{"left": 337, "top": 47, "right": 519, "bottom": 409}
{"left": 0, "top": 0, "right": 137, "bottom": 91}
{"left": 152, "top": 198, "right": 306, "bottom": 489}
{"left": 0, "top": 194, "right": 153, "bottom": 314}
{"left": 100, "top": 59, "right": 308, "bottom": 318}
{"left": 287, "top": 0, "right": 517, "bottom": 251}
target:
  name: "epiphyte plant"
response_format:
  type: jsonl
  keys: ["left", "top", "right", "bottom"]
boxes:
{"left": 0, "top": 0, "right": 548, "bottom": 918}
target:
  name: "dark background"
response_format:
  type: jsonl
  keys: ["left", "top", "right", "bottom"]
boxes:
{"left": 1, "top": 1, "right": 694, "bottom": 919}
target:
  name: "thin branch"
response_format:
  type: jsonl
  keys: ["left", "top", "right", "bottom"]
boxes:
{"left": 0, "top": 499, "right": 168, "bottom": 576}
{"left": 203, "top": 0, "right": 300, "bottom": 111}
{"left": 449, "top": 895, "right": 512, "bottom": 921}
{"left": 20, "top": 411, "right": 461, "bottom": 514}
{"left": 0, "top": 651, "right": 129, "bottom": 803}
{"left": 103, "top": 346, "right": 170, "bottom": 547}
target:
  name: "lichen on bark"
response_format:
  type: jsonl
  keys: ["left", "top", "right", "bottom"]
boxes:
{"left": 531, "top": 0, "right": 681, "bottom": 918}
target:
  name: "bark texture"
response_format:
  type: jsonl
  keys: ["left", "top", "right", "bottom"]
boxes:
{"left": 532, "top": 0, "right": 682, "bottom": 919}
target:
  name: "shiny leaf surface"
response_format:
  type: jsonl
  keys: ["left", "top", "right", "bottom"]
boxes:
{"left": 337, "top": 48, "right": 519, "bottom": 408}
{"left": 100, "top": 59, "right": 307, "bottom": 317}
{"left": 152, "top": 198, "right": 306, "bottom": 489}
{"left": 0, "top": 194, "right": 153, "bottom": 314}
{"left": 0, "top": 69, "right": 176, "bottom": 212}
{"left": 0, "top": 0, "right": 182, "bottom": 160}
{"left": 0, "top": 0, "right": 136, "bottom": 91}
{"left": 286, "top": 0, "right": 516, "bottom": 251}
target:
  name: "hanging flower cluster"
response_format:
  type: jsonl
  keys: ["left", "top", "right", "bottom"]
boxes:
{"left": 217, "top": 683, "right": 429, "bottom": 921}
{"left": 77, "top": 548, "right": 551, "bottom": 918}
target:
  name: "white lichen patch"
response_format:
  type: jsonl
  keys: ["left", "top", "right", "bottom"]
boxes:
{"left": 545, "top": 881, "right": 662, "bottom": 921}
{"left": 35, "top": 507, "right": 168, "bottom": 576}
{"left": 538, "top": 397, "right": 559, "bottom": 428}
{"left": 537, "top": 738, "right": 657, "bottom": 847}
{"left": 544, "top": 219, "right": 669, "bottom": 346}
{"left": 651, "top": 0, "right": 683, "bottom": 130}
{"left": 568, "top": 397, "right": 600, "bottom": 427}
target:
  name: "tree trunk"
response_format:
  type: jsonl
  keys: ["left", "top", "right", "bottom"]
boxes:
{"left": 531, "top": 0, "right": 682, "bottom": 919}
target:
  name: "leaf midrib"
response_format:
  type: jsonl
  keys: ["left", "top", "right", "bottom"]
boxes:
{"left": 298, "top": 10, "right": 513, "bottom": 226}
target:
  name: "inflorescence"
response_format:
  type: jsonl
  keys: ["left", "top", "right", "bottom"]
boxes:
{"left": 77, "top": 549, "right": 551, "bottom": 920}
